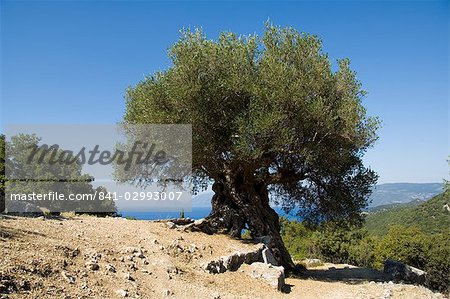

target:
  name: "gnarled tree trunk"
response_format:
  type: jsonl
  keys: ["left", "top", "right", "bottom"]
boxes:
{"left": 196, "top": 172, "right": 295, "bottom": 271}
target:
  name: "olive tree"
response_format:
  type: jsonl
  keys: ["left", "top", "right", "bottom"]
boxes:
{"left": 124, "top": 24, "right": 379, "bottom": 270}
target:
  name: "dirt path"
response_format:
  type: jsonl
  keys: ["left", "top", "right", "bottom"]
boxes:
{"left": 0, "top": 216, "right": 445, "bottom": 299}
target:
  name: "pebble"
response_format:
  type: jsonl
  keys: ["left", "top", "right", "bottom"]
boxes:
{"left": 164, "top": 289, "right": 173, "bottom": 297}
{"left": 85, "top": 261, "right": 99, "bottom": 271}
{"left": 116, "top": 289, "right": 129, "bottom": 297}
{"left": 123, "top": 273, "right": 135, "bottom": 281}
{"left": 166, "top": 222, "right": 176, "bottom": 229}
{"left": 61, "top": 271, "right": 76, "bottom": 284}
{"left": 106, "top": 264, "right": 116, "bottom": 273}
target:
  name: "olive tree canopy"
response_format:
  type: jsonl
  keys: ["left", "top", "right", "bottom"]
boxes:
{"left": 124, "top": 24, "right": 379, "bottom": 269}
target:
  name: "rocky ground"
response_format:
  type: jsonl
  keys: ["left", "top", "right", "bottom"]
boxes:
{"left": 0, "top": 215, "right": 446, "bottom": 299}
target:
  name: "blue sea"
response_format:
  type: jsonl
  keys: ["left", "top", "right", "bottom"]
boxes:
{"left": 120, "top": 207, "right": 299, "bottom": 221}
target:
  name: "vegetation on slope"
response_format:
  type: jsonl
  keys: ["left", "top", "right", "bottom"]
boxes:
{"left": 281, "top": 187, "right": 450, "bottom": 292}
{"left": 281, "top": 218, "right": 449, "bottom": 292}
{"left": 365, "top": 190, "right": 450, "bottom": 235}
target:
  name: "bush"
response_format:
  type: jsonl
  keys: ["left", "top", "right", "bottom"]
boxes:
{"left": 281, "top": 219, "right": 449, "bottom": 292}
{"left": 281, "top": 219, "right": 375, "bottom": 266}
{"left": 347, "top": 235, "right": 378, "bottom": 268}
{"left": 376, "top": 225, "right": 428, "bottom": 269}
{"left": 280, "top": 218, "right": 316, "bottom": 260}
{"left": 423, "top": 234, "right": 450, "bottom": 293}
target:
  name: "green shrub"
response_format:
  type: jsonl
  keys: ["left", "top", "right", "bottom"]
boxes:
{"left": 280, "top": 218, "right": 315, "bottom": 260}
{"left": 376, "top": 225, "right": 428, "bottom": 269}
{"left": 347, "top": 235, "right": 378, "bottom": 268}
{"left": 281, "top": 219, "right": 449, "bottom": 292}
{"left": 423, "top": 233, "right": 450, "bottom": 293}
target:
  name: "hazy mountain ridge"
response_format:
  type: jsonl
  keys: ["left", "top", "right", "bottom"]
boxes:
{"left": 368, "top": 183, "right": 443, "bottom": 207}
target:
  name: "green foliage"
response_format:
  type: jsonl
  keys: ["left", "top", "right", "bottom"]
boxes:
{"left": 376, "top": 225, "right": 428, "bottom": 269}
{"left": 365, "top": 190, "right": 450, "bottom": 235}
{"left": 281, "top": 218, "right": 376, "bottom": 267}
{"left": 281, "top": 217, "right": 450, "bottom": 292}
{"left": 125, "top": 23, "right": 379, "bottom": 223}
{"left": 424, "top": 234, "right": 450, "bottom": 293}
{"left": 377, "top": 225, "right": 449, "bottom": 292}
{"left": 180, "top": 209, "right": 185, "bottom": 219}
{"left": 280, "top": 217, "right": 315, "bottom": 260}
{"left": 307, "top": 221, "right": 376, "bottom": 267}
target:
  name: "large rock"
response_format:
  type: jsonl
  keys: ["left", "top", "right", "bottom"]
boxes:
{"left": 203, "top": 244, "right": 265, "bottom": 274}
{"left": 383, "top": 259, "right": 427, "bottom": 284}
{"left": 262, "top": 247, "right": 278, "bottom": 266}
{"left": 247, "top": 262, "right": 285, "bottom": 291}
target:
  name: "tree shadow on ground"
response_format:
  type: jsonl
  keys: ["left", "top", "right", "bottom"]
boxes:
{"left": 291, "top": 265, "right": 389, "bottom": 285}
{"left": 0, "top": 215, "right": 49, "bottom": 241}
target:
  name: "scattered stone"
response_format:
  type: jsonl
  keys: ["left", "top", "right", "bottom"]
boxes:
{"left": 123, "top": 273, "right": 135, "bottom": 281}
{"left": 166, "top": 222, "right": 176, "bottom": 229}
{"left": 140, "top": 269, "right": 152, "bottom": 275}
{"left": 164, "top": 289, "right": 174, "bottom": 297}
{"left": 116, "top": 289, "right": 129, "bottom": 297}
{"left": 85, "top": 249, "right": 102, "bottom": 260}
{"left": 127, "top": 261, "right": 138, "bottom": 271}
{"left": 61, "top": 271, "right": 76, "bottom": 284}
{"left": 166, "top": 264, "right": 179, "bottom": 274}
{"left": 188, "top": 244, "right": 197, "bottom": 253}
{"left": 106, "top": 264, "right": 116, "bottom": 273}
{"left": 85, "top": 261, "right": 100, "bottom": 271}
{"left": 193, "top": 218, "right": 206, "bottom": 226}
{"left": 247, "top": 262, "right": 285, "bottom": 291}
{"left": 167, "top": 218, "right": 194, "bottom": 225}
{"left": 121, "top": 247, "right": 144, "bottom": 258}
{"left": 303, "top": 258, "right": 323, "bottom": 267}
{"left": 203, "top": 259, "right": 226, "bottom": 274}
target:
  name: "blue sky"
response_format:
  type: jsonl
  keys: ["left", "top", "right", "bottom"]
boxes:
{"left": 1, "top": 1, "right": 448, "bottom": 184}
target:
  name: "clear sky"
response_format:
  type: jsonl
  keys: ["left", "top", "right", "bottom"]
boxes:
{"left": 1, "top": 1, "right": 449, "bottom": 184}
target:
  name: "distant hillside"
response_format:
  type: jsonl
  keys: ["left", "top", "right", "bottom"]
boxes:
{"left": 367, "top": 198, "right": 425, "bottom": 213}
{"left": 365, "top": 191, "right": 450, "bottom": 235}
{"left": 368, "top": 183, "right": 443, "bottom": 207}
